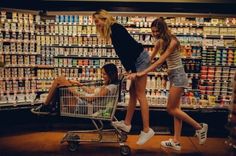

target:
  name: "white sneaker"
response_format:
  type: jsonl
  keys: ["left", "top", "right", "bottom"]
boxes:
{"left": 112, "top": 120, "right": 131, "bottom": 133}
{"left": 196, "top": 123, "right": 208, "bottom": 144}
{"left": 136, "top": 128, "right": 154, "bottom": 145}
{"left": 161, "top": 139, "right": 181, "bottom": 151}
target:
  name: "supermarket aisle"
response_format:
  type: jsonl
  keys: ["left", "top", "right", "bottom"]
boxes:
{"left": 0, "top": 131, "right": 234, "bottom": 156}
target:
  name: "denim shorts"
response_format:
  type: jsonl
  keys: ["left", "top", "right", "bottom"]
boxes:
{"left": 135, "top": 50, "right": 151, "bottom": 72}
{"left": 168, "top": 66, "right": 188, "bottom": 88}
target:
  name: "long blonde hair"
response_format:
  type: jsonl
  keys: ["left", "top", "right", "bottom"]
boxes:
{"left": 92, "top": 9, "right": 116, "bottom": 41}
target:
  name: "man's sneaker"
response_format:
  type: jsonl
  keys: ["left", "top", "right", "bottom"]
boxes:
{"left": 112, "top": 120, "right": 131, "bottom": 133}
{"left": 195, "top": 123, "right": 208, "bottom": 144}
{"left": 161, "top": 139, "right": 181, "bottom": 151}
{"left": 136, "top": 128, "right": 155, "bottom": 145}
{"left": 31, "top": 104, "right": 57, "bottom": 115}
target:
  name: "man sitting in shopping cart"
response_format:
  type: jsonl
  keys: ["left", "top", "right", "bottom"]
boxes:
{"left": 31, "top": 63, "right": 119, "bottom": 115}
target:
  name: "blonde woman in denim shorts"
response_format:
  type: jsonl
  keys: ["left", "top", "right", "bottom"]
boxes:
{"left": 93, "top": 9, "right": 154, "bottom": 145}
{"left": 129, "top": 18, "right": 208, "bottom": 151}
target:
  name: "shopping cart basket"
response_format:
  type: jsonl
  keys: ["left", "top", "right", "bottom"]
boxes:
{"left": 59, "top": 78, "right": 131, "bottom": 155}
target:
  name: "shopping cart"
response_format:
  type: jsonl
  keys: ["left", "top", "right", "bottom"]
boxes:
{"left": 59, "top": 78, "right": 131, "bottom": 156}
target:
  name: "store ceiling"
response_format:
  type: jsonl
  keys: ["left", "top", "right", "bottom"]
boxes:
{"left": 43, "top": 0, "right": 236, "bottom": 3}
{"left": 1, "top": 0, "right": 236, "bottom": 14}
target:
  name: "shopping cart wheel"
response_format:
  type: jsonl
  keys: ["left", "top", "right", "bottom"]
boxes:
{"left": 119, "top": 133, "right": 128, "bottom": 142}
{"left": 67, "top": 135, "right": 80, "bottom": 152}
{"left": 120, "top": 145, "right": 131, "bottom": 156}
{"left": 68, "top": 141, "right": 78, "bottom": 152}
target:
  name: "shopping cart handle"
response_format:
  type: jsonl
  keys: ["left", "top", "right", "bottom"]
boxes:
{"left": 118, "top": 74, "right": 125, "bottom": 102}
{"left": 118, "top": 74, "right": 125, "bottom": 82}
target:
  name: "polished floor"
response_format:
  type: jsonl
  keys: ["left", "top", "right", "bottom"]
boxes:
{"left": 0, "top": 131, "right": 235, "bottom": 156}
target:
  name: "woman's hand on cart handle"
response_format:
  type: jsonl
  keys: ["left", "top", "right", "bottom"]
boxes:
{"left": 126, "top": 73, "right": 136, "bottom": 80}
{"left": 123, "top": 70, "right": 134, "bottom": 80}
{"left": 127, "top": 70, "right": 147, "bottom": 80}
{"left": 123, "top": 70, "right": 131, "bottom": 77}
{"left": 69, "top": 80, "right": 81, "bottom": 86}
{"left": 136, "top": 71, "right": 147, "bottom": 77}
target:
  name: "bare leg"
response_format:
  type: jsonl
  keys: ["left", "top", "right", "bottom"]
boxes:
{"left": 45, "top": 76, "right": 71, "bottom": 105}
{"left": 124, "top": 80, "right": 137, "bottom": 125}
{"left": 174, "top": 117, "right": 182, "bottom": 142}
{"left": 135, "top": 75, "right": 150, "bottom": 132}
{"left": 167, "top": 86, "right": 202, "bottom": 142}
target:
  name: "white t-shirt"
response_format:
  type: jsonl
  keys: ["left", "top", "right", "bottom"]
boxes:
{"left": 76, "top": 84, "right": 118, "bottom": 114}
{"left": 88, "top": 84, "right": 118, "bottom": 96}
{"left": 106, "top": 84, "right": 118, "bottom": 95}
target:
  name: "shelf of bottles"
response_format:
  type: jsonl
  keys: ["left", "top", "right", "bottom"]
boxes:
{"left": 35, "top": 14, "right": 125, "bottom": 108}
{"left": 225, "top": 72, "right": 236, "bottom": 149}
{"left": 199, "top": 18, "right": 236, "bottom": 109}
{"left": 0, "top": 10, "right": 41, "bottom": 107}
{"left": 0, "top": 10, "right": 236, "bottom": 110}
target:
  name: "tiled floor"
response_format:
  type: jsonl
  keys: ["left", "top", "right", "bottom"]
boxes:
{"left": 0, "top": 131, "right": 234, "bottom": 156}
